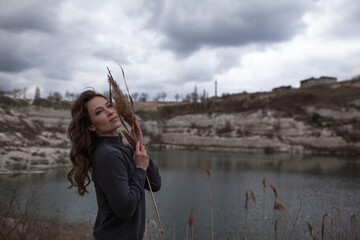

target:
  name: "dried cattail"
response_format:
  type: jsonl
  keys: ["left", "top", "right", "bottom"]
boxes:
{"left": 262, "top": 177, "right": 267, "bottom": 188}
{"left": 188, "top": 209, "right": 195, "bottom": 227}
{"left": 201, "top": 163, "right": 210, "bottom": 177}
{"left": 270, "top": 184, "right": 278, "bottom": 200}
{"left": 274, "top": 202, "right": 289, "bottom": 214}
{"left": 249, "top": 189, "right": 256, "bottom": 204}
{"left": 304, "top": 221, "right": 313, "bottom": 236}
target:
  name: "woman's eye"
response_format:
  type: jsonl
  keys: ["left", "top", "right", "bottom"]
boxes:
{"left": 95, "top": 111, "right": 102, "bottom": 116}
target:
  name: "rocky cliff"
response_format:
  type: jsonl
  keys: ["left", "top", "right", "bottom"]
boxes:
{"left": 0, "top": 98, "right": 71, "bottom": 174}
{"left": 1, "top": 78, "right": 359, "bottom": 173}
{"left": 140, "top": 78, "right": 360, "bottom": 155}
{"left": 142, "top": 108, "right": 360, "bottom": 154}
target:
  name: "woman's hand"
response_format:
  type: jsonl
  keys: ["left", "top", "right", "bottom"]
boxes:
{"left": 133, "top": 141, "right": 149, "bottom": 171}
{"left": 122, "top": 115, "right": 143, "bottom": 147}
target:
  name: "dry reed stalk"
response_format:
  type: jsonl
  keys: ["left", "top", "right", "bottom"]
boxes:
{"left": 107, "top": 66, "right": 164, "bottom": 235}
{"left": 262, "top": 177, "right": 267, "bottom": 240}
{"left": 245, "top": 189, "right": 249, "bottom": 211}
{"left": 350, "top": 212, "right": 358, "bottom": 240}
{"left": 146, "top": 176, "right": 164, "bottom": 235}
{"left": 282, "top": 208, "right": 287, "bottom": 240}
{"left": 244, "top": 188, "right": 256, "bottom": 240}
{"left": 304, "top": 221, "right": 313, "bottom": 237}
{"left": 330, "top": 213, "right": 334, "bottom": 238}
{"left": 288, "top": 199, "right": 302, "bottom": 240}
{"left": 274, "top": 216, "right": 281, "bottom": 240}
{"left": 245, "top": 189, "right": 249, "bottom": 240}
{"left": 172, "top": 221, "right": 176, "bottom": 240}
{"left": 321, "top": 213, "right": 328, "bottom": 240}
{"left": 332, "top": 207, "right": 347, "bottom": 238}
{"left": 186, "top": 209, "right": 195, "bottom": 240}
{"left": 201, "top": 163, "right": 214, "bottom": 240}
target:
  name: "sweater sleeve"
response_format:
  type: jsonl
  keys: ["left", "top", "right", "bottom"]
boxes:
{"left": 94, "top": 150, "right": 147, "bottom": 220}
{"left": 145, "top": 157, "right": 161, "bottom": 192}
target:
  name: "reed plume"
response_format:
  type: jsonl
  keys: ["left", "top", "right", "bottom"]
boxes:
{"left": 270, "top": 184, "right": 278, "bottom": 201}
{"left": 274, "top": 202, "right": 289, "bottom": 215}
{"left": 107, "top": 67, "right": 135, "bottom": 142}
{"left": 304, "top": 221, "right": 313, "bottom": 237}
{"left": 249, "top": 189, "right": 256, "bottom": 204}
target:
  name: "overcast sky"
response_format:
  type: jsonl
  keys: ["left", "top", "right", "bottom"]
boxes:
{"left": 0, "top": 0, "right": 359, "bottom": 100}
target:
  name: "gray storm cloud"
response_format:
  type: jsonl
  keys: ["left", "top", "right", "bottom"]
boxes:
{"left": 0, "top": 0, "right": 359, "bottom": 99}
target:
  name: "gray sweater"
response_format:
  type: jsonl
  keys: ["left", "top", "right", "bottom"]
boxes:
{"left": 91, "top": 136, "right": 161, "bottom": 240}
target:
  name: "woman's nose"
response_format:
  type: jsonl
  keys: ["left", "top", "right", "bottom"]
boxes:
{"left": 106, "top": 109, "right": 113, "bottom": 116}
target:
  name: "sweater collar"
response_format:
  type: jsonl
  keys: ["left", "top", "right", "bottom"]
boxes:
{"left": 98, "top": 136, "right": 123, "bottom": 145}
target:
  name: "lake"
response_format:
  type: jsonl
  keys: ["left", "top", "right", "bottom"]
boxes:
{"left": 0, "top": 149, "right": 359, "bottom": 239}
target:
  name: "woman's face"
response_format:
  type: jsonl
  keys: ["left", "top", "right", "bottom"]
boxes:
{"left": 87, "top": 96, "right": 121, "bottom": 137}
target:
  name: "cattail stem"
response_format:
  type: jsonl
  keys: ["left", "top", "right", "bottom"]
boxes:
{"left": 146, "top": 176, "right": 164, "bottom": 234}
{"left": 262, "top": 177, "right": 267, "bottom": 240}
{"left": 209, "top": 180, "right": 214, "bottom": 240}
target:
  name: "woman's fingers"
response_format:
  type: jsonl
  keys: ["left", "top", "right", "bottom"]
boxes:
{"left": 135, "top": 141, "right": 141, "bottom": 153}
{"left": 134, "top": 141, "right": 149, "bottom": 170}
{"left": 135, "top": 141, "right": 147, "bottom": 154}
{"left": 122, "top": 130, "right": 136, "bottom": 147}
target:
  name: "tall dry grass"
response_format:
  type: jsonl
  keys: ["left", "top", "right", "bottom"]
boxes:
{"left": 186, "top": 164, "right": 359, "bottom": 240}
{"left": 1, "top": 169, "right": 358, "bottom": 240}
{"left": 0, "top": 185, "right": 92, "bottom": 240}
{"left": 202, "top": 163, "right": 214, "bottom": 240}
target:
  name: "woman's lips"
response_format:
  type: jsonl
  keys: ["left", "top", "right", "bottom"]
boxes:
{"left": 109, "top": 116, "right": 118, "bottom": 122}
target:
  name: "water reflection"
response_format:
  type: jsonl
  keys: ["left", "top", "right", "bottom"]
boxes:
{"left": 152, "top": 149, "right": 360, "bottom": 177}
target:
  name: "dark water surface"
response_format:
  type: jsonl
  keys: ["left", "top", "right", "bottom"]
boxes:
{"left": 1, "top": 149, "right": 359, "bottom": 239}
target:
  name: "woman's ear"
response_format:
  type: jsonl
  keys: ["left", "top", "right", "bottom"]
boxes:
{"left": 88, "top": 125, "right": 96, "bottom": 132}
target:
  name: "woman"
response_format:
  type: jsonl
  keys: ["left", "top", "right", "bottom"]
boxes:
{"left": 67, "top": 90, "right": 161, "bottom": 240}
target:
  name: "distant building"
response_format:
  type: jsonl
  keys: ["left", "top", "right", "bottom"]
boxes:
{"left": 300, "top": 76, "right": 337, "bottom": 88}
{"left": 272, "top": 85, "right": 292, "bottom": 91}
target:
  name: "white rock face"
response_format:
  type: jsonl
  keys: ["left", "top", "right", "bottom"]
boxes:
{"left": 1, "top": 100, "right": 359, "bottom": 174}
{"left": 140, "top": 109, "right": 358, "bottom": 154}
{"left": 0, "top": 104, "right": 71, "bottom": 174}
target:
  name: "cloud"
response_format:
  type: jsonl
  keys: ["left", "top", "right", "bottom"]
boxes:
{"left": 0, "top": 31, "right": 34, "bottom": 72}
{"left": 0, "top": 0, "right": 60, "bottom": 33}
{"left": 147, "top": 0, "right": 314, "bottom": 55}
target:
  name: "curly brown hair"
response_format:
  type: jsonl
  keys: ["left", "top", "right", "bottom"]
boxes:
{"left": 67, "top": 90, "right": 106, "bottom": 195}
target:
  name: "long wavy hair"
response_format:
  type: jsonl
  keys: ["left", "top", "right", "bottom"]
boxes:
{"left": 67, "top": 90, "right": 106, "bottom": 195}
